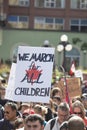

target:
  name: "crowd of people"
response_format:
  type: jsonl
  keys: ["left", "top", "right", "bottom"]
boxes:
{"left": 0, "top": 68, "right": 87, "bottom": 130}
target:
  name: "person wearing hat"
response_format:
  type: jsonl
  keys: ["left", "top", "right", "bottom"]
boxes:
{"left": 22, "top": 108, "right": 35, "bottom": 119}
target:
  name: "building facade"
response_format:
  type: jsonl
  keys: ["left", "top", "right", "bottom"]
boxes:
{"left": 0, "top": 0, "right": 87, "bottom": 70}
{"left": 0, "top": 0, "right": 87, "bottom": 32}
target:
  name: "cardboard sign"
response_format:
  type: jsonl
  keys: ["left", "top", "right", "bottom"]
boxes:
{"left": 55, "top": 77, "right": 81, "bottom": 99}
{"left": 11, "top": 46, "right": 55, "bottom": 103}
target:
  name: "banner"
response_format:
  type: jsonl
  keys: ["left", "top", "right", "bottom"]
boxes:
{"left": 10, "top": 46, "right": 55, "bottom": 103}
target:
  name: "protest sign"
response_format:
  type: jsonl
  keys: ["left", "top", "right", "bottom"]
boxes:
{"left": 55, "top": 77, "right": 81, "bottom": 99}
{"left": 12, "top": 46, "right": 55, "bottom": 103}
{"left": 5, "top": 63, "right": 16, "bottom": 100}
{"left": 75, "top": 70, "right": 83, "bottom": 81}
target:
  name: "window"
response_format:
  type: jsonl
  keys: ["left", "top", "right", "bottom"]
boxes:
{"left": 70, "top": 19, "right": 87, "bottom": 32}
{"left": 7, "top": 15, "right": 29, "bottom": 29}
{"left": 19, "top": 0, "right": 29, "bottom": 6}
{"left": 35, "top": 0, "right": 65, "bottom": 8}
{"left": 71, "top": 0, "right": 87, "bottom": 9}
{"left": 55, "top": 18, "right": 64, "bottom": 30}
{"left": 80, "top": 0, "right": 87, "bottom": 9}
{"left": 34, "top": 17, "right": 64, "bottom": 30}
{"left": 44, "top": 0, "right": 56, "bottom": 8}
{"left": 9, "top": 0, "right": 29, "bottom": 7}
{"left": 35, "top": 0, "right": 44, "bottom": 7}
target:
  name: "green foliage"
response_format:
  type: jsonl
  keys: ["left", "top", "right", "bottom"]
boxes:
{"left": 81, "top": 42, "right": 87, "bottom": 51}
{"left": 72, "top": 37, "right": 82, "bottom": 45}
{"left": 0, "top": 64, "right": 10, "bottom": 76}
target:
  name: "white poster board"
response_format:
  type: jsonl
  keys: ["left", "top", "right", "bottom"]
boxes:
{"left": 5, "top": 63, "right": 16, "bottom": 100}
{"left": 75, "top": 70, "right": 83, "bottom": 81}
{"left": 11, "top": 46, "right": 55, "bottom": 103}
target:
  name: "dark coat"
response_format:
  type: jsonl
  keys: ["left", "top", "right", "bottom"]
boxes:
{"left": 0, "top": 119, "right": 15, "bottom": 130}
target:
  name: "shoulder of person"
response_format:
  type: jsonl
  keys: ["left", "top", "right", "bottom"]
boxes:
{"left": 0, "top": 118, "right": 4, "bottom": 123}
{"left": 45, "top": 117, "right": 58, "bottom": 129}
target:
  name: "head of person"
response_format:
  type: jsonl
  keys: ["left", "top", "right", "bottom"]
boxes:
{"left": 22, "top": 108, "right": 35, "bottom": 119}
{"left": 72, "top": 96, "right": 82, "bottom": 103}
{"left": 14, "top": 117, "right": 24, "bottom": 129}
{"left": 57, "top": 102, "right": 70, "bottom": 124}
{"left": 81, "top": 93, "right": 87, "bottom": 109}
{"left": 72, "top": 100, "right": 86, "bottom": 119}
{"left": 51, "top": 87, "right": 61, "bottom": 99}
{"left": 60, "top": 114, "right": 78, "bottom": 130}
{"left": 52, "top": 95, "right": 61, "bottom": 105}
{"left": 20, "top": 102, "right": 30, "bottom": 114}
{"left": 24, "top": 114, "right": 44, "bottom": 130}
{"left": 34, "top": 104, "right": 47, "bottom": 118}
{"left": 68, "top": 116, "right": 85, "bottom": 130}
{"left": 4, "top": 101, "right": 18, "bottom": 121}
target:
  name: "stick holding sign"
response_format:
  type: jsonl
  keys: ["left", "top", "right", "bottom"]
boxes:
{"left": 58, "top": 66, "right": 71, "bottom": 107}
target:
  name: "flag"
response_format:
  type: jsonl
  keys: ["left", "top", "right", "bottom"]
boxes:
{"left": 69, "top": 60, "right": 76, "bottom": 76}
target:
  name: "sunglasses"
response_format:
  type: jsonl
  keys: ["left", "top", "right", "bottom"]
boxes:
{"left": 74, "top": 112, "right": 82, "bottom": 115}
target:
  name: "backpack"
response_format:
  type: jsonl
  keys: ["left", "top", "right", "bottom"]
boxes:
{"left": 50, "top": 118, "right": 56, "bottom": 130}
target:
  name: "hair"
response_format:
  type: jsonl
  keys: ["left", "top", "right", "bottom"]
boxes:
{"left": 4, "top": 102, "right": 18, "bottom": 112}
{"left": 34, "top": 104, "right": 47, "bottom": 117}
{"left": 51, "top": 87, "right": 61, "bottom": 98}
{"left": 60, "top": 115, "right": 85, "bottom": 130}
{"left": 25, "top": 114, "right": 44, "bottom": 126}
{"left": 68, "top": 116, "right": 85, "bottom": 130}
{"left": 72, "top": 96, "right": 82, "bottom": 103}
{"left": 72, "top": 100, "right": 86, "bottom": 118}
{"left": 58, "top": 102, "right": 70, "bottom": 112}
{"left": 60, "top": 121, "right": 68, "bottom": 130}
{"left": 14, "top": 118, "right": 24, "bottom": 129}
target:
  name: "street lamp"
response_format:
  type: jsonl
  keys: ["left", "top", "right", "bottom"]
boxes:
{"left": 81, "top": 42, "right": 87, "bottom": 69}
{"left": 57, "top": 34, "right": 72, "bottom": 71}
{"left": 42, "top": 40, "right": 51, "bottom": 47}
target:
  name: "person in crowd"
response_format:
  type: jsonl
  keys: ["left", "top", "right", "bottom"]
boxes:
{"left": 60, "top": 114, "right": 86, "bottom": 130}
{"left": 44, "top": 102, "right": 70, "bottom": 130}
{"left": 50, "top": 87, "right": 62, "bottom": 99}
{"left": 81, "top": 93, "right": 87, "bottom": 116}
{"left": 72, "top": 96, "right": 82, "bottom": 103}
{"left": 34, "top": 104, "right": 47, "bottom": 126}
{"left": 0, "top": 101, "right": 18, "bottom": 130}
{"left": 82, "top": 81, "right": 87, "bottom": 94}
{"left": 16, "top": 114, "right": 44, "bottom": 130}
{"left": 81, "top": 93, "right": 87, "bottom": 110}
{"left": 19, "top": 102, "right": 31, "bottom": 115}
{"left": 0, "top": 103, "right": 4, "bottom": 119}
{"left": 72, "top": 100, "right": 87, "bottom": 126}
{"left": 14, "top": 117, "right": 24, "bottom": 129}
{"left": 44, "top": 98, "right": 57, "bottom": 121}
{"left": 52, "top": 95, "right": 62, "bottom": 106}
{"left": 22, "top": 107, "right": 35, "bottom": 119}
{"left": 68, "top": 115, "right": 85, "bottom": 130}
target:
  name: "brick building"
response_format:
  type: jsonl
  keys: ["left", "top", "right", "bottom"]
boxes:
{"left": 0, "top": 0, "right": 87, "bottom": 70}
{"left": 0, "top": 0, "right": 87, "bottom": 32}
